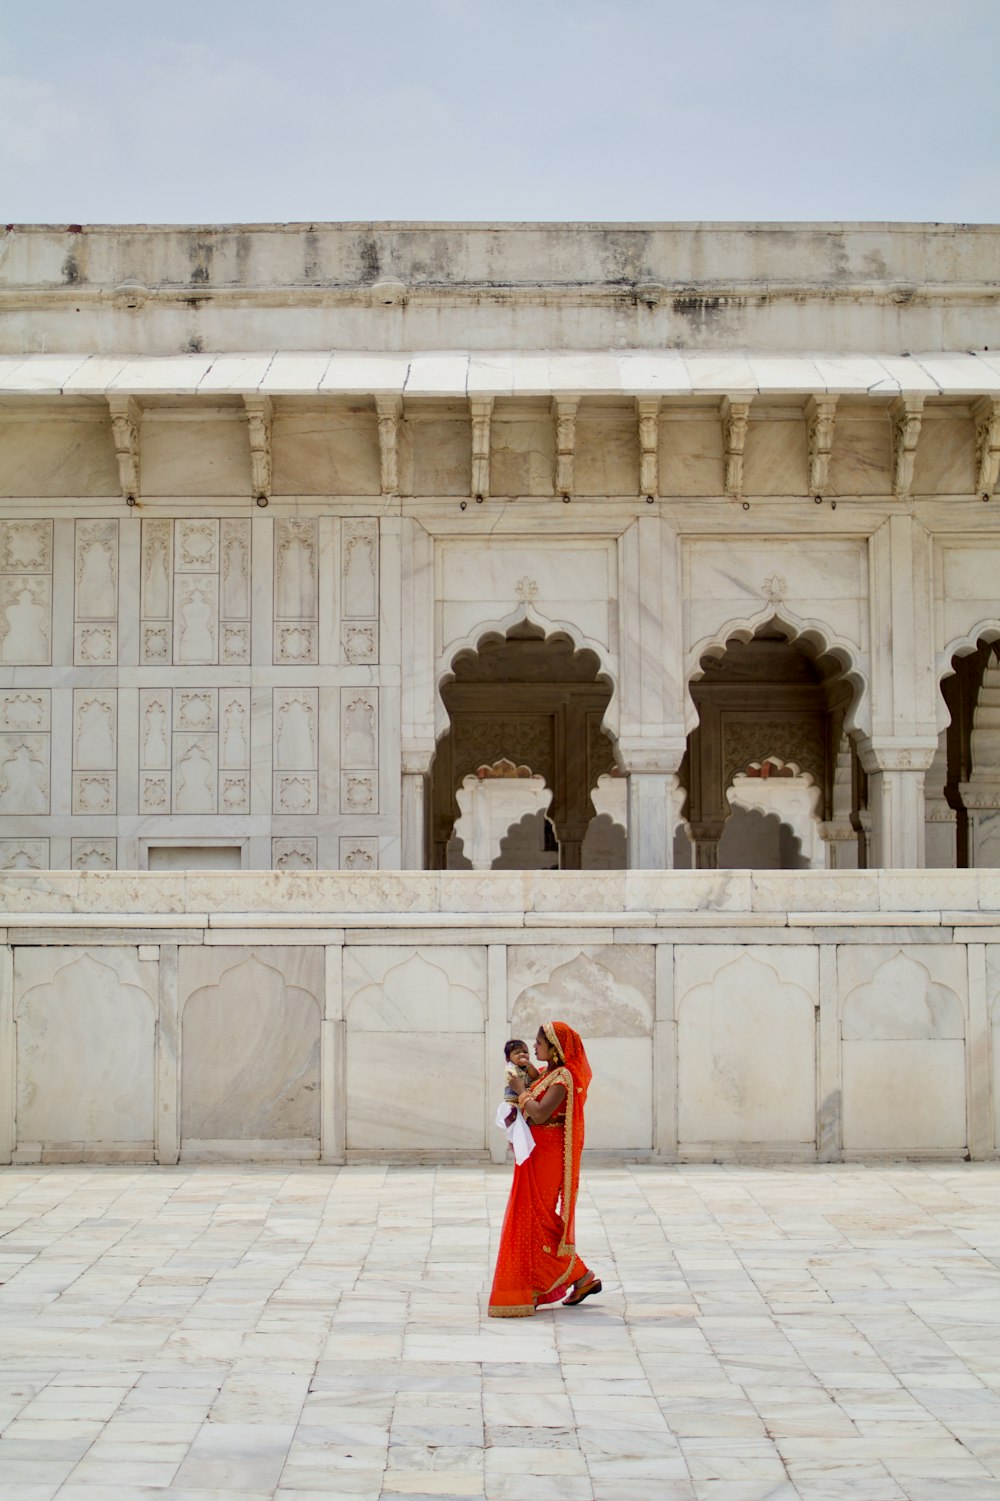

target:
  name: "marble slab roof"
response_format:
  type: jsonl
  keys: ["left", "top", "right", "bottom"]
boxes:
{"left": 1, "top": 350, "right": 999, "bottom": 399}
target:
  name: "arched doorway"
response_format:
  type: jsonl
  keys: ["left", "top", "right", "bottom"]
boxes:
{"left": 682, "top": 621, "right": 858, "bottom": 869}
{"left": 938, "top": 634, "right": 1000, "bottom": 867}
{"left": 431, "top": 622, "right": 616, "bottom": 869}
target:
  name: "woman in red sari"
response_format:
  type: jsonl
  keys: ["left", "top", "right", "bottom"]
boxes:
{"left": 488, "top": 1020, "right": 601, "bottom": 1317}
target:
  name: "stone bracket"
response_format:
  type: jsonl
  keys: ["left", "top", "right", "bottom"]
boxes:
{"left": 856, "top": 738, "right": 937, "bottom": 775}
{"left": 636, "top": 397, "right": 661, "bottom": 497}
{"left": 469, "top": 397, "right": 493, "bottom": 499}
{"left": 973, "top": 396, "right": 1000, "bottom": 498}
{"left": 553, "top": 396, "right": 579, "bottom": 497}
{"left": 721, "top": 396, "right": 752, "bottom": 498}
{"left": 376, "top": 396, "right": 403, "bottom": 495}
{"left": 805, "top": 395, "right": 838, "bottom": 496}
{"left": 243, "top": 394, "right": 273, "bottom": 500}
{"left": 107, "top": 395, "right": 140, "bottom": 501}
{"left": 890, "top": 394, "right": 924, "bottom": 499}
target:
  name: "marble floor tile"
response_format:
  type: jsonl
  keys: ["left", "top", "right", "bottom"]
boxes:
{"left": 5, "top": 1163, "right": 1000, "bottom": 1501}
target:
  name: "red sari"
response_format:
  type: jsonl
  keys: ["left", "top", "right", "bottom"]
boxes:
{"left": 488, "top": 1021, "right": 592, "bottom": 1318}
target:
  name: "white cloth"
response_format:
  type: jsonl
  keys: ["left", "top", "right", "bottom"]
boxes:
{"left": 495, "top": 1102, "right": 535, "bottom": 1165}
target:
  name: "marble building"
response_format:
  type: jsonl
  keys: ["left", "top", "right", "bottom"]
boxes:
{"left": 1, "top": 221, "right": 1000, "bottom": 1165}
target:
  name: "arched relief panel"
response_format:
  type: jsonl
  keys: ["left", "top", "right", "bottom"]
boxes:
{"left": 507, "top": 945, "right": 653, "bottom": 1151}
{"left": 344, "top": 947, "right": 487, "bottom": 1151}
{"left": 986, "top": 946, "right": 1000, "bottom": 1154}
{"left": 178, "top": 949, "right": 322, "bottom": 1148}
{"left": 838, "top": 947, "right": 967, "bottom": 1154}
{"left": 674, "top": 947, "right": 818, "bottom": 1151}
{"left": 14, "top": 948, "right": 156, "bottom": 1154}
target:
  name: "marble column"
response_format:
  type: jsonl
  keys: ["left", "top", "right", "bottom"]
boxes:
{"left": 626, "top": 772, "right": 680, "bottom": 868}
{"left": 858, "top": 741, "right": 936, "bottom": 868}
{"left": 400, "top": 767, "right": 430, "bottom": 869}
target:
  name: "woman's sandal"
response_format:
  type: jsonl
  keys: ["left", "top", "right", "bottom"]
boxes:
{"left": 563, "top": 1275, "right": 602, "bottom": 1306}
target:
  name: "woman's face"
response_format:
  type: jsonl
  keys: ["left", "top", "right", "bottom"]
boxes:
{"left": 535, "top": 1028, "right": 555, "bottom": 1064}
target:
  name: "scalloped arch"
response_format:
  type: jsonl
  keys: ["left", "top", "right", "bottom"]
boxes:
{"left": 685, "top": 605, "right": 870, "bottom": 737}
{"left": 435, "top": 602, "right": 619, "bottom": 744}
{"left": 937, "top": 619, "right": 1000, "bottom": 733}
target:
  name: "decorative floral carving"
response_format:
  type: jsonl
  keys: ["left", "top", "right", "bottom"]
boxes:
{"left": 140, "top": 774, "right": 169, "bottom": 811}
{"left": 891, "top": 395, "right": 923, "bottom": 499}
{"left": 342, "top": 622, "right": 377, "bottom": 664}
{"left": 142, "top": 625, "right": 169, "bottom": 661}
{"left": 636, "top": 397, "right": 660, "bottom": 496}
{"left": 0, "top": 692, "right": 46, "bottom": 731}
{"left": 721, "top": 396, "right": 752, "bottom": 497}
{"left": 177, "top": 520, "right": 218, "bottom": 571}
{"left": 342, "top": 771, "right": 377, "bottom": 813}
{"left": 273, "top": 838, "right": 317, "bottom": 870}
{"left": 514, "top": 577, "right": 539, "bottom": 602}
{"left": 761, "top": 575, "right": 788, "bottom": 604}
{"left": 73, "top": 773, "right": 114, "bottom": 814}
{"left": 805, "top": 395, "right": 838, "bottom": 495}
{"left": 72, "top": 839, "right": 115, "bottom": 870}
{"left": 1, "top": 520, "right": 51, "bottom": 573}
{"left": 77, "top": 625, "right": 114, "bottom": 664}
{"left": 276, "top": 624, "right": 316, "bottom": 663}
{"left": 340, "top": 838, "right": 378, "bottom": 870}
{"left": 722, "top": 718, "right": 827, "bottom": 792}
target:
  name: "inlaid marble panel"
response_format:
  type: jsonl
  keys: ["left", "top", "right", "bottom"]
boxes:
{"left": 0, "top": 577, "right": 51, "bottom": 666}
{"left": 74, "top": 520, "right": 118, "bottom": 626}
{"left": 179, "top": 949, "right": 322, "bottom": 1141}
{"left": 73, "top": 691, "right": 116, "bottom": 771}
{"left": 173, "top": 735, "right": 217, "bottom": 815}
{"left": 340, "top": 836, "right": 379, "bottom": 870}
{"left": 272, "top": 837, "right": 317, "bottom": 870}
{"left": 275, "top": 690, "right": 318, "bottom": 770}
{"left": 0, "top": 690, "right": 49, "bottom": 733}
{"left": 15, "top": 948, "right": 156, "bottom": 1149}
{"left": 508, "top": 945, "right": 654, "bottom": 1038}
{"left": 274, "top": 518, "right": 317, "bottom": 618}
{"left": 71, "top": 838, "right": 116, "bottom": 870}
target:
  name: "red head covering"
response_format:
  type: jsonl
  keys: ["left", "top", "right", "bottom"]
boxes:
{"left": 542, "top": 1021, "right": 592, "bottom": 1104}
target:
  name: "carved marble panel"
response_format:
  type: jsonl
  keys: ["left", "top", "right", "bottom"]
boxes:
{"left": 342, "top": 519, "right": 379, "bottom": 617}
{"left": 272, "top": 837, "right": 317, "bottom": 870}
{"left": 0, "top": 577, "right": 51, "bottom": 665}
{"left": 175, "top": 689, "right": 216, "bottom": 734}
{"left": 341, "top": 689, "right": 378, "bottom": 769}
{"left": 222, "top": 622, "right": 250, "bottom": 663}
{"left": 0, "top": 691, "right": 49, "bottom": 733}
{"left": 0, "top": 838, "right": 49, "bottom": 870}
{"left": 1, "top": 519, "right": 52, "bottom": 572}
{"left": 173, "top": 735, "right": 217, "bottom": 815}
{"left": 179, "top": 949, "right": 322, "bottom": 1141}
{"left": 675, "top": 946, "right": 818, "bottom": 1147}
{"left": 341, "top": 621, "right": 378, "bottom": 664}
{"left": 839, "top": 946, "right": 967, "bottom": 1153}
{"left": 220, "top": 691, "right": 251, "bottom": 769}
{"left": 509, "top": 945, "right": 654, "bottom": 1039}
{"left": 15, "top": 949, "right": 156, "bottom": 1148}
{"left": 139, "top": 691, "right": 171, "bottom": 770}
{"left": 274, "top": 518, "right": 317, "bottom": 619}
{"left": 140, "top": 519, "right": 173, "bottom": 619}
{"left": 341, "top": 771, "right": 377, "bottom": 815}
{"left": 220, "top": 519, "right": 251, "bottom": 619}
{"left": 140, "top": 773, "right": 170, "bottom": 814}
{"left": 175, "top": 519, "right": 219, "bottom": 573}
{"left": 219, "top": 773, "right": 250, "bottom": 814}
{"left": 174, "top": 577, "right": 219, "bottom": 665}
{"left": 274, "top": 690, "right": 318, "bottom": 771}
{"left": 275, "top": 623, "right": 316, "bottom": 665}
{"left": 340, "top": 837, "right": 379, "bottom": 871}
{"left": 71, "top": 838, "right": 116, "bottom": 870}
{"left": 275, "top": 773, "right": 317, "bottom": 815}
{"left": 72, "top": 771, "right": 115, "bottom": 815}
{"left": 0, "top": 734, "right": 50, "bottom": 814}
{"left": 141, "top": 623, "right": 170, "bottom": 664}
{"left": 74, "top": 519, "right": 118, "bottom": 621}
{"left": 74, "top": 623, "right": 115, "bottom": 665}
{"left": 73, "top": 692, "right": 116, "bottom": 771}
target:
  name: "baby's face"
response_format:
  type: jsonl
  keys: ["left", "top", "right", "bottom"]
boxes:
{"left": 509, "top": 1046, "right": 530, "bottom": 1069}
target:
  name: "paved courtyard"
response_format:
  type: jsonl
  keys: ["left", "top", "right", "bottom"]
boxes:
{"left": 2, "top": 1163, "right": 1000, "bottom": 1500}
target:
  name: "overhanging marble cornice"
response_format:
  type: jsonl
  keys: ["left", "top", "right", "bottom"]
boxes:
{"left": 1, "top": 349, "right": 1000, "bottom": 400}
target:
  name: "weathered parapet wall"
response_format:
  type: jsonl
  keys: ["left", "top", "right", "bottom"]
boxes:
{"left": 1, "top": 869, "right": 999, "bottom": 1166}
{"left": 3, "top": 222, "right": 998, "bottom": 354}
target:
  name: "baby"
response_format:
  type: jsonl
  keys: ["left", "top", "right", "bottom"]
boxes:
{"left": 503, "top": 1039, "right": 540, "bottom": 1123}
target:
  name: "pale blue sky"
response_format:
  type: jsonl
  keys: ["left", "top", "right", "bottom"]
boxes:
{"left": 2, "top": 0, "right": 998, "bottom": 224}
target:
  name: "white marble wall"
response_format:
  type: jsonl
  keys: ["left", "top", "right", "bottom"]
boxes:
{"left": 0, "top": 511, "right": 399, "bottom": 873}
{"left": 2, "top": 870, "right": 999, "bottom": 1165}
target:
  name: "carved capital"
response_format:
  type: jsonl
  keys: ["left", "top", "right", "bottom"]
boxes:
{"left": 856, "top": 737, "right": 937, "bottom": 775}
{"left": 376, "top": 395, "right": 403, "bottom": 495}
{"left": 107, "top": 395, "right": 140, "bottom": 500}
{"left": 469, "top": 396, "right": 493, "bottom": 499}
{"left": 243, "top": 394, "right": 273, "bottom": 499}
{"left": 805, "top": 394, "right": 838, "bottom": 495}
{"left": 973, "top": 396, "right": 1000, "bottom": 498}
{"left": 721, "top": 396, "right": 752, "bottom": 498}
{"left": 636, "top": 397, "right": 660, "bottom": 497}
{"left": 890, "top": 394, "right": 924, "bottom": 499}
{"left": 552, "top": 396, "right": 579, "bottom": 497}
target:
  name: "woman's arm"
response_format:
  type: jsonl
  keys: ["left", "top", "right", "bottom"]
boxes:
{"left": 518, "top": 1081, "right": 567, "bottom": 1124}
